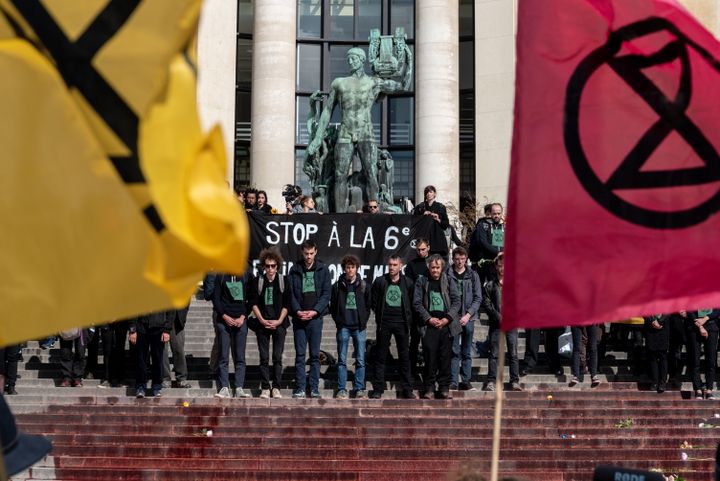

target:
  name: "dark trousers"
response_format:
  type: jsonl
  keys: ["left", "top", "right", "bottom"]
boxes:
{"left": 102, "top": 323, "right": 128, "bottom": 383}
{"left": 215, "top": 320, "right": 248, "bottom": 389}
{"left": 374, "top": 321, "right": 412, "bottom": 392}
{"left": 571, "top": 326, "right": 598, "bottom": 380}
{"left": 523, "top": 328, "right": 561, "bottom": 371}
{"left": 422, "top": 325, "right": 452, "bottom": 392}
{"left": 0, "top": 345, "right": 21, "bottom": 390}
{"left": 668, "top": 318, "right": 686, "bottom": 379}
{"left": 163, "top": 324, "right": 188, "bottom": 382}
{"left": 60, "top": 334, "right": 90, "bottom": 381}
{"left": 85, "top": 328, "right": 100, "bottom": 376}
{"left": 409, "top": 316, "right": 422, "bottom": 377}
{"left": 648, "top": 350, "right": 668, "bottom": 387}
{"left": 135, "top": 330, "right": 164, "bottom": 390}
{"left": 687, "top": 327, "right": 718, "bottom": 391}
{"left": 293, "top": 316, "right": 323, "bottom": 392}
{"left": 256, "top": 325, "right": 287, "bottom": 389}
{"left": 488, "top": 327, "right": 519, "bottom": 383}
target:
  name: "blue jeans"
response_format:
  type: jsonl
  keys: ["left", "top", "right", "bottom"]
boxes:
{"left": 293, "top": 316, "right": 323, "bottom": 392}
{"left": 214, "top": 319, "right": 248, "bottom": 389}
{"left": 451, "top": 320, "right": 475, "bottom": 385}
{"left": 336, "top": 327, "right": 366, "bottom": 392}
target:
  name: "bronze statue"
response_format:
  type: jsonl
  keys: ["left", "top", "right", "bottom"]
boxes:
{"left": 305, "top": 28, "right": 413, "bottom": 213}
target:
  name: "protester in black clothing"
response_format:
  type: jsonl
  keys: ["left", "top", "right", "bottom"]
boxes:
{"left": 212, "top": 271, "right": 253, "bottom": 398}
{"left": 468, "top": 202, "right": 505, "bottom": 283}
{"left": 288, "top": 239, "right": 332, "bottom": 398}
{"left": 59, "top": 329, "right": 93, "bottom": 387}
{"left": 370, "top": 255, "right": 417, "bottom": 399}
{"left": 667, "top": 311, "right": 687, "bottom": 386}
{"left": 129, "top": 312, "right": 171, "bottom": 398}
{"left": 686, "top": 309, "right": 719, "bottom": 399}
{"left": 96, "top": 320, "right": 129, "bottom": 388}
{"left": 413, "top": 254, "right": 461, "bottom": 399}
{"left": 0, "top": 345, "right": 21, "bottom": 394}
{"left": 404, "top": 238, "right": 430, "bottom": 380}
{"left": 482, "top": 253, "right": 522, "bottom": 391}
{"left": 250, "top": 247, "right": 290, "bottom": 399}
{"left": 245, "top": 187, "right": 258, "bottom": 212}
{"left": 522, "top": 328, "right": 563, "bottom": 377}
{"left": 162, "top": 306, "right": 190, "bottom": 388}
{"left": 256, "top": 190, "right": 273, "bottom": 213}
{"left": 330, "top": 254, "right": 371, "bottom": 399}
{"left": 413, "top": 185, "right": 449, "bottom": 230}
{"left": 644, "top": 314, "right": 669, "bottom": 393}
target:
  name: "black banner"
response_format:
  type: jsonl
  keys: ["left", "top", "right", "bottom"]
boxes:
{"left": 248, "top": 213, "right": 447, "bottom": 283}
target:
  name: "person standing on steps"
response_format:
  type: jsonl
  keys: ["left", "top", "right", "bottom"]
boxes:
{"left": 446, "top": 246, "right": 482, "bottom": 391}
{"left": 129, "top": 312, "right": 171, "bottom": 398}
{"left": 211, "top": 270, "right": 254, "bottom": 399}
{"left": 249, "top": 247, "right": 291, "bottom": 399}
{"left": 370, "top": 255, "right": 417, "bottom": 400}
{"left": 289, "top": 239, "right": 331, "bottom": 399}
{"left": 330, "top": 254, "right": 371, "bottom": 399}
{"left": 413, "top": 254, "right": 461, "bottom": 399}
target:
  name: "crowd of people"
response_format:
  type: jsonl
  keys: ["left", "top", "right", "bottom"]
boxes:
{"left": 1, "top": 188, "right": 718, "bottom": 401}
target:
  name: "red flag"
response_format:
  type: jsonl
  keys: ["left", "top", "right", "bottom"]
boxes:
{"left": 504, "top": 0, "right": 720, "bottom": 330}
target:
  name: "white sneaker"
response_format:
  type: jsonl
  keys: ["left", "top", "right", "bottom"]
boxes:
{"left": 271, "top": 387, "right": 282, "bottom": 399}
{"left": 235, "top": 388, "right": 251, "bottom": 398}
{"left": 214, "top": 387, "right": 231, "bottom": 398}
{"left": 259, "top": 389, "right": 270, "bottom": 399}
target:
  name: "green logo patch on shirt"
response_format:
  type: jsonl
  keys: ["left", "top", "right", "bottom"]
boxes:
{"left": 346, "top": 292, "right": 357, "bottom": 310}
{"left": 429, "top": 291, "right": 445, "bottom": 312}
{"left": 302, "top": 272, "right": 316, "bottom": 293}
{"left": 385, "top": 285, "right": 402, "bottom": 307}
{"left": 264, "top": 286, "right": 274, "bottom": 306}
{"left": 491, "top": 228, "right": 505, "bottom": 248}
{"left": 227, "top": 281, "right": 244, "bottom": 301}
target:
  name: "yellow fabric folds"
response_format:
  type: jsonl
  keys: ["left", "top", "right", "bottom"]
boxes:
{"left": 0, "top": 1, "right": 248, "bottom": 346}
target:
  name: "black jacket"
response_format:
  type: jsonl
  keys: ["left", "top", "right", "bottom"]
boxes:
{"left": 129, "top": 312, "right": 172, "bottom": 334}
{"left": 482, "top": 278, "right": 503, "bottom": 330}
{"left": 370, "top": 274, "right": 414, "bottom": 331}
{"left": 212, "top": 272, "right": 254, "bottom": 318}
{"left": 469, "top": 218, "right": 505, "bottom": 262}
{"left": 167, "top": 306, "right": 189, "bottom": 332}
{"left": 330, "top": 275, "right": 371, "bottom": 330}
{"left": 644, "top": 315, "right": 669, "bottom": 351}
{"left": 288, "top": 259, "right": 332, "bottom": 317}
{"left": 412, "top": 201, "right": 449, "bottom": 230}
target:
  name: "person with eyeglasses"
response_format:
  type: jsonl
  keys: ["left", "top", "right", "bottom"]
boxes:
{"left": 366, "top": 201, "right": 380, "bottom": 213}
{"left": 249, "top": 247, "right": 291, "bottom": 399}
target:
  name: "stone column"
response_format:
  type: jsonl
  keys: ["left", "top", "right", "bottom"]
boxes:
{"left": 474, "top": 0, "right": 515, "bottom": 208}
{"left": 415, "top": 0, "right": 460, "bottom": 209}
{"left": 197, "top": 0, "right": 238, "bottom": 184}
{"left": 250, "top": 0, "right": 297, "bottom": 210}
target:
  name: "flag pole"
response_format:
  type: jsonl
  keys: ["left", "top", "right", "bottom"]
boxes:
{"left": 489, "top": 333, "right": 506, "bottom": 481}
{"left": 0, "top": 451, "right": 8, "bottom": 481}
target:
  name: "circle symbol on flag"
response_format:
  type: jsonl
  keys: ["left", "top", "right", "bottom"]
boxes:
{"left": 564, "top": 17, "right": 720, "bottom": 229}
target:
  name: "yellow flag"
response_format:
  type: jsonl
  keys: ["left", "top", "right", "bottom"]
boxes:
{"left": 0, "top": 1, "right": 248, "bottom": 346}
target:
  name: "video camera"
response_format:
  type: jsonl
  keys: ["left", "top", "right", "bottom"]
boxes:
{"left": 282, "top": 184, "right": 303, "bottom": 205}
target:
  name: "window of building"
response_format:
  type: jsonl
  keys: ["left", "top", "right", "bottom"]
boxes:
{"left": 235, "top": 1, "right": 253, "bottom": 190}
{"left": 295, "top": 0, "right": 415, "bottom": 204}
{"left": 459, "top": 0, "right": 475, "bottom": 212}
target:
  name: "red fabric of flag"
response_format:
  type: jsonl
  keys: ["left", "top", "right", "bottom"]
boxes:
{"left": 504, "top": 0, "right": 720, "bottom": 330}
